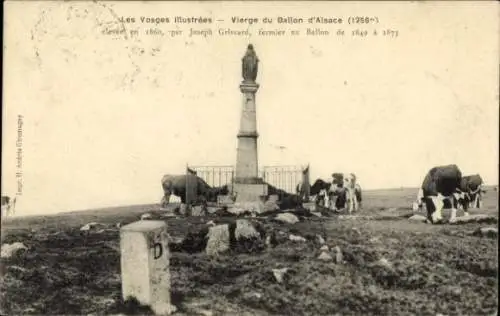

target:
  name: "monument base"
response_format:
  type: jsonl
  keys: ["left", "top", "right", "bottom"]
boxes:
{"left": 233, "top": 182, "right": 268, "bottom": 203}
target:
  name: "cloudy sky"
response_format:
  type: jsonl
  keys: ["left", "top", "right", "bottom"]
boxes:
{"left": 3, "top": 1, "right": 498, "bottom": 216}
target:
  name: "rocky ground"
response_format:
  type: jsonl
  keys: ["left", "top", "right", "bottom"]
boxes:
{"left": 1, "top": 187, "right": 498, "bottom": 316}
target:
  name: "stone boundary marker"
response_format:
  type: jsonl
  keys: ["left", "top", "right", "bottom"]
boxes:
{"left": 120, "top": 221, "right": 172, "bottom": 315}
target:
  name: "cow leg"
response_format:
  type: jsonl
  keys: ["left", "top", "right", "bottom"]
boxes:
{"left": 161, "top": 191, "right": 172, "bottom": 208}
{"left": 428, "top": 195, "right": 444, "bottom": 224}
{"left": 324, "top": 193, "right": 330, "bottom": 210}
{"left": 346, "top": 190, "right": 353, "bottom": 214}
{"left": 449, "top": 195, "right": 459, "bottom": 223}
{"left": 351, "top": 189, "right": 358, "bottom": 212}
{"left": 413, "top": 188, "right": 424, "bottom": 212}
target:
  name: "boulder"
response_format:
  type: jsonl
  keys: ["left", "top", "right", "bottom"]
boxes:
{"left": 275, "top": 213, "right": 300, "bottom": 224}
{"left": 408, "top": 214, "right": 428, "bottom": 223}
{"left": 1, "top": 242, "right": 27, "bottom": 258}
{"left": 206, "top": 224, "right": 230, "bottom": 256}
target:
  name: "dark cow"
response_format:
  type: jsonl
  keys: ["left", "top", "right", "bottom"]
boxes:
{"left": 296, "top": 178, "right": 331, "bottom": 206}
{"left": 161, "top": 174, "right": 229, "bottom": 207}
{"left": 328, "top": 173, "right": 362, "bottom": 213}
{"left": 414, "top": 164, "right": 464, "bottom": 224}
{"left": 268, "top": 184, "right": 302, "bottom": 210}
{"left": 459, "top": 174, "right": 484, "bottom": 209}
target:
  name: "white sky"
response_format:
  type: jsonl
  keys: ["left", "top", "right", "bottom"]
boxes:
{"left": 2, "top": 1, "right": 499, "bottom": 216}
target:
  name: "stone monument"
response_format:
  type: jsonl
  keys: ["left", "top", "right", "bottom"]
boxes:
{"left": 232, "top": 44, "right": 268, "bottom": 202}
{"left": 120, "top": 220, "right": 172, "bottom": 315}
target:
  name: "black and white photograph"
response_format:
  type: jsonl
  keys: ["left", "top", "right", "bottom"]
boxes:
{"left": 1, "top": 1, "right": 499, "bottom": 315}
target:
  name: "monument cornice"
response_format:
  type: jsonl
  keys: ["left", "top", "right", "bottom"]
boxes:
{"left": 239, "top": 81, "right": 260, "bottom": 93}
{"left": 237, "top": 131, "right": 259, "bottom": 138}
{"left": 233, "top": 177, "right": 265, "bottom": 184}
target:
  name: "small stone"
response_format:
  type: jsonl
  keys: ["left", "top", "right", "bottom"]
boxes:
{"left": 316, "top": 235, "right": 325, "bottom": 245}
{"left": 289, "top": 234, "right": 306, "bottom": 242}
{"left": 272, "top": 268, "right": 289, "bottom": 283}
{"left": 333, "top": 246, "right": 343, "bottom": 264}
{"left": 318, "top": 251, "right": 333, "bottom": 261}
{"left": 234, "top": 219, "right": 260, "bottom": 240}
{"left": 140, "top": 213, "right": 153, "bottom": 220}
{"left": 408, "top": 214, "right": 427, "bottom": 222}
{"left": 320, "top": 245, "right": 329, "bottom": 251}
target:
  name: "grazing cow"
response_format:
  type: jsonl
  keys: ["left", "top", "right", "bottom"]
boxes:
{"left": 1, "top": 196, "right": 16, "bottom": 217}
{"left": 266, "top": 183, "right": 304, "bottom": 210}
{"left": 459, "top": 174, "right": 484, "bottom": 209}
{"left": 329, "top": 173, "right": 361, "bottom": 213}
{"left": 296, "top": 179, "right": 330, "bottom": 201}
{"left": 161, "top": 174, "right": 229, "bottom": 207}
{"left": 415, "top": 164, "right": 464, "bottom": 224}
{"left": 297, "top": 179, "right": 332, "bottom": 206}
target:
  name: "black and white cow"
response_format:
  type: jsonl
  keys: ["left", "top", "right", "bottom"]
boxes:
{"left": 1, "top": 196, "right": 16, "bottom": 217}
{"left": 413, "top": 164, "right": 464, "bottom": 224}
{"left": 296, "top": 179, "right": 331, "bottom": 206}
{"left": 459, "top": 174, "right": 484, "bottom": 209}
{"left": 329, "top": 173, "right": 362, "bottom": 213}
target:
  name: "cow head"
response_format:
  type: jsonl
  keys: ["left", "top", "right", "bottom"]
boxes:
{"left": 331, "top": 173, "right": 344, "bottom": 187}
{"left": 310, "top": 179, "right": 331, "bottom": 196}
{"left": 344, "top": 173, "right": 357, "bottom": 189}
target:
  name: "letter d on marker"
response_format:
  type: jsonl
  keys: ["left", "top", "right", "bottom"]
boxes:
{"left": 153, "top": 242, "right": 163, "bottom": 259}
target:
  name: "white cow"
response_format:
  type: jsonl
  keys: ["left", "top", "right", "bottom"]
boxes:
{"left": 329, "top": 173, "right": 360, "bottom": 214}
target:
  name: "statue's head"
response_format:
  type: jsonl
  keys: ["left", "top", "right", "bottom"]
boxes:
{"left": 248, "top": 44, "right": 254, "bottom": 50}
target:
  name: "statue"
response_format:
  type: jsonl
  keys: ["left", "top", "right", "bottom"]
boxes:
{"left": 242, "top": 44, "right": 259, "bottom": 82}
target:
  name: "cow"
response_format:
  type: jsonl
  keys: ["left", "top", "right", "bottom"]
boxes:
{"left": 459, "top": 174, "right": 484, "bottom": 209}
{"left": 329, "top": 173, "right": 361, "bottom": 213}
{"left": 296, "top": 179, "right": 332, "bottom": 206}
{"left": 1, "top": 196, "right": 16, "bottom": 217}
{"left": 161, "top": 174, "right": 229, "bottom": 208}
{"left": 414, "top": 164, "right": 464, "bottom": 224}
{"left": 413, "top": 173, "right": 485, "bottom": 215}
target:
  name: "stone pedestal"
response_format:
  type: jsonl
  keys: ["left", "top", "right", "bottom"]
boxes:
{"left": 235, "top": 82, "right": 260, "bottom": 180}
{"left": 233, "top": 182, "right": 268, "bottom": 203}
{"left": 120, "top": 221, "right": 171, "bottom": 315}
{"left": 234, "top": 81, "right": 269, "bottom": 202}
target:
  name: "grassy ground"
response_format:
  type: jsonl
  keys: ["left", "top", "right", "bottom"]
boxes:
{"left": 1, "top": 187, "right": 498, "bottom": 315}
